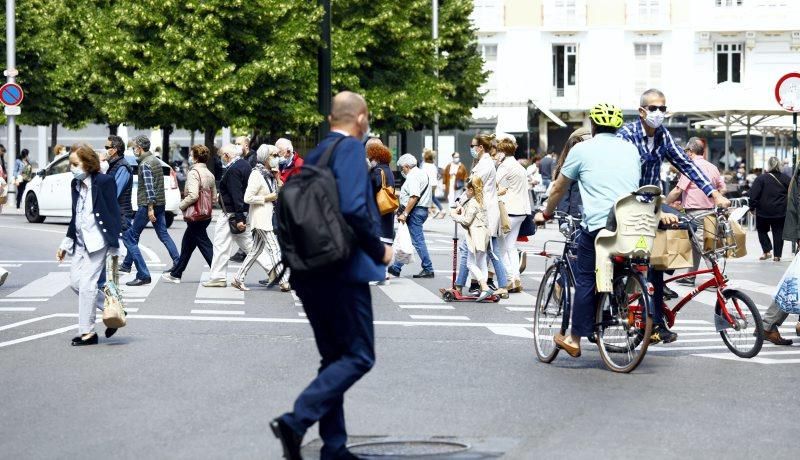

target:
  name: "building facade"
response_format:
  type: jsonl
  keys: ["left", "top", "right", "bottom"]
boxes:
{"left": 470, "top": 0, "right": 800, "bottom": 163}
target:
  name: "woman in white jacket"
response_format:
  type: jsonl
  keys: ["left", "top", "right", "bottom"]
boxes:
{"left": 495, "top": 135, "right": 531, "bottom": 292}
{"left": 232, "top": 145, "right": 290, "bottom": 292}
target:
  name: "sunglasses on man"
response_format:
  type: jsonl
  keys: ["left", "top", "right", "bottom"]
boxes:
{"left": 643, "top": 105, "right": 667, "bottom": 113}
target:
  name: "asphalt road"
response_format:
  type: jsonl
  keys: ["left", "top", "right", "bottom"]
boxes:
{"left": 0, "top": 213, "right": 798, "bottom": 459}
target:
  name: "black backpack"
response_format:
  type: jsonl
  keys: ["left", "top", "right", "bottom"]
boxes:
{"left": 275, "top": 137, "right": 355, "bottom": 274}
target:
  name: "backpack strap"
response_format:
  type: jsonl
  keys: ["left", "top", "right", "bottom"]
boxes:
{"left": 317, "top": 136, "right": 347, "bottom": 169}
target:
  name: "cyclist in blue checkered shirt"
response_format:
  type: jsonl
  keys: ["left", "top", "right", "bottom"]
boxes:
{"left": 617, "top": 88, "right": 730, "bottom": 344}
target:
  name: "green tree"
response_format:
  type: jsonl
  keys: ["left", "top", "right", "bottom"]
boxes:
{"left": 0, "top": 0, "right": 104, "bottom": 143}
{"left": 87, "top": 0, "right": 322, "bottom": 147}
{"left": 329, "top": 0, "right": 485, "bottom": 133}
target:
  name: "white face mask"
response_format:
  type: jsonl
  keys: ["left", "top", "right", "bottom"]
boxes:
{"left": 269, "top": 157, "right": 280, "bottom": 169}
{"left": 71, "top": 165, "right": 87, "bottom": 181}
{"left": 644, "top": 110, "right": 665, "bottom": 129}
{"left": 453, "top": 156, "right": 460, "bottom": 164}
{"left": 100, "top": 160, "right": 110, "bottom": 174}
{"left": 369, "top": 159, "right": 378, "bottom": 169}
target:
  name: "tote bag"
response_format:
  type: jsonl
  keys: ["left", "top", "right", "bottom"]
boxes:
{"left": 376, "top": 169, "right": 399, "bottom": 215}
{"left": 183, "top": 170, "right": 213, "bottom": 222}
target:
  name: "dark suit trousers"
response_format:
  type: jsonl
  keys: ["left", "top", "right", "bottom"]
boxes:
{"left": 282, "top": 278, "right": 375, "bottom": 459}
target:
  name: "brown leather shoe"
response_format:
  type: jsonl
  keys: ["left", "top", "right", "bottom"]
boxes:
{"left": 764, "top": 330, "right": 793, "bottom": 346}
{"left": 554, "top": 333, "right": 581, "bottom": 357}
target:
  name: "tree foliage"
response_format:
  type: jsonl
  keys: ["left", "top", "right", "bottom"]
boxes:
{"left": 1, "top": 0, "right": 485, "bottom": 134}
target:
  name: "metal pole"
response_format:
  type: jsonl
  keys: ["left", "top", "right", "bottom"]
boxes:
{"left": 793, "top": 112, "right": 798, "bottom": 168}
{"left": 432, "top": 0, "right": 439, "bottom": 159}
{"left": 724, "top": 111, "right": 731, "bottom": 172}
{"left": 317, "top": 0, "right": 332, "bottom": 140}
{"left": 6, "top": 0, "right": 16, "bottom": 202}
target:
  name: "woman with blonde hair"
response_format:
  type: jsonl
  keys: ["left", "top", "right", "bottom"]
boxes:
{"left": 451, "top": 177, "right": 492, "bottom": 300}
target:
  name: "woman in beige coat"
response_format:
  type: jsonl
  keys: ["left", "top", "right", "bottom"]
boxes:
{"left": 162, "top": 145, "right": 217, "bottom": 283}
{"left": 451, "top": 177, "right": 492, "bottom": 301}
{"left": 232, "top": 145, "right": 290, "bottom": 292}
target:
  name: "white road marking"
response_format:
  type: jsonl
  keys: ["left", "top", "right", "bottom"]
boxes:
{"left": 0, "top": 264, "right": 21, "bottom": 268}
{"left": 0, "top": 307, "right": 36, "bottom": 312}
{"left": 399, "top": 304, "right": 455, "bottom": 310}
{"left": 505, "top": 307, "right": 533, "bottom": 312}
{"left": 193, "top": 299, "right": 245, "bottom": 305}
{"left": 498, "top": 291, "right": 537, "bottom": 306}
{"left": 674, "top": 319, "right": 711, "bottom": 325}
{"left": 408, "top": 315, "right": 470, "bottom": 321}
{"left": 126, "top": 308, "right": 139, "bottom": 313}
{"left": 378, "top": 277, "right": 444, "bottom": 304}
{"left": 119, "top": 274, "right": 160, "bottom": 298}
{"left": 298, "top": 312, "right": 307, "bottom": 317}
{"left": 0, "top": 314, "right": 61, "bottom": 332}
{"left": 0, "top": 298, "right": 48, "bottom": 302}
{"left": 191, "top": 309, "right": 245, "bottom": 315}
{"left": 6, "top": 272, "right": 70, "bottom": 298}
{"left": 0, "top": 324, "right": 79, "bottom": 348}
{"left": 125, "top": 299, "right": 146, "bottom": 303}
{"left": 487, "top": 325, "right": 534, "bottom": 338}
{"left": 139, "top": 245, "right": 161, "bottom": 264}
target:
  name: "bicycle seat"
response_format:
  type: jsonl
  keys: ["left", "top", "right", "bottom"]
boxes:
{"left": 595, "top": 185, "right": 663, "bottom": 292}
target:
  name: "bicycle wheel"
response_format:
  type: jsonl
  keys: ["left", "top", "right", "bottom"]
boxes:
{"left": 717, "top": 289, "right": 764, "bottom": 358}
{"left": 595, "top": 270, "right": 653, "bottom": 373}
{"left": 534, "top": 264, "right": 565, "bottom": 363}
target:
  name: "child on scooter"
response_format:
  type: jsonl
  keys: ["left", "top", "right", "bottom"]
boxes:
{"left": 451, "top": 177, "right": 492, "bottom": 301}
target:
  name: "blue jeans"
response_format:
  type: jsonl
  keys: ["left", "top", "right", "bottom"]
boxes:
{"left": 456, "top": 236, "right": 508, "bottom": 288}
{"left": 572, "top": 229, "right": 600, "bottom": 337}
{"left": 282, "top": 279, "right": 375, "bottom": 459}
{"left": 122, "top": 206, "right": 179, "bottom": 280}
{"left": 391, "top": 207, "right": 433, "bottom": 273}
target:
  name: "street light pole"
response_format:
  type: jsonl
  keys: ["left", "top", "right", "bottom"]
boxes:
{"left": 6, "top": 0, "right": 17, "bottom": 195}
{"left": 318, "top": 0, "right": 332, "bottom": 141}
{"left": 432, "top": 0, "right": 439, "bottom": 160}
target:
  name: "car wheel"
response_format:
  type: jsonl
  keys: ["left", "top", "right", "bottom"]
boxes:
{"left": 165, "top": 212, "right": 175, "bottom": 228}
{"left": 25, "top": 193, "right": 46, "bottom": 223}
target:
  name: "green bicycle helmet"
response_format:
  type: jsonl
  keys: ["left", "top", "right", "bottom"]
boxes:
{"left": 589, "top": 103, "right": 624, "bottom": 129}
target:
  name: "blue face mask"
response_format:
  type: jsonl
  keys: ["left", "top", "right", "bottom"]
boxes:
{"left": 470, "top": 147, "right": 479, "bottom": 159}
{"left": 279, "top": 153, "right": 293, "bottom": 168}
{"left": 361, "top": 124, "right": 371, "bottom": 144}
{"left": 71, "top": 165, "right": 87, "bottom": 181}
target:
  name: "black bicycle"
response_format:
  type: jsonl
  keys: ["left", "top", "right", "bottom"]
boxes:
{"left": 534, "top": 213, "right": 655, "bottom": 373}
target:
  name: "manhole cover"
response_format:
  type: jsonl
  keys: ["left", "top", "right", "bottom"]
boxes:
{"left": 348, "top": 440, "right": 470, "bottom": 457}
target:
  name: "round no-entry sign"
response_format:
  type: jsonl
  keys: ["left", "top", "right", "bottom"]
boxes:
{"left": 775, "top": 72, "right": 800, "bottom": 112}
{"left": 0, "top": 82, "right": 24, "bottom": 107}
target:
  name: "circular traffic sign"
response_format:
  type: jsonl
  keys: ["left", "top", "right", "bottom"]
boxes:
{"left": 775, "top": 72, "right": 800, "bottom": 112}
{"left": 0, "top": 82, "right": 23, "bottom": 107}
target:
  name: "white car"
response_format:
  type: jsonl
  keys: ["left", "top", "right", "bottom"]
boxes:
{"left": 24, "top": 153, "right": 181, "bottom": 227}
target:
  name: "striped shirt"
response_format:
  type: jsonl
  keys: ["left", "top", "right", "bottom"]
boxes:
{"left": 617, "top": 119, "right": 713, "bottom": 196}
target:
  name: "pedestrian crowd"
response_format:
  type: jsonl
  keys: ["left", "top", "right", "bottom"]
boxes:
{"left": 28, "top": 86, "right": 800, "bottom": 459}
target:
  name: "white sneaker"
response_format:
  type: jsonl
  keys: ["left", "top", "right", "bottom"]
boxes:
{"left": 202, "top": 279, "right": 227, "bottom": 288}
{"left": 161, "top": 273, "right": 181, "bottom": 284}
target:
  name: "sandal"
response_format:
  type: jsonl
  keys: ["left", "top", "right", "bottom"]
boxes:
{"left": 759, "top": 253, "right": 772, "bottom": 260}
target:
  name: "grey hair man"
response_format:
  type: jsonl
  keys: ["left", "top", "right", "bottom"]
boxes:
{"left": 388, "top": 153, "right": 435, "bottom": 278}
{"left": 120, "top": 134, "right": 180, "bottom": 286}
{"left": 665, "top": 136, "right": 726, "bottom": 287}
{"left": 203, "top": 143, "right": 273, "bottom": 287}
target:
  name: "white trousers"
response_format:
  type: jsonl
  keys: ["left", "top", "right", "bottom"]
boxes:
{"left": 70, "top": 245, "right": 108, "bottom": 335}
{"left": 499, "top": 215, "right": 526, "bottom": 282}
{"left": 467, "top": 250, "right": 488, "bottom": 284}
{"left": 236, "top": 229, "right": 288, "bottom": 284}
{"left": 208, "top": 215, "right": 269, "bottom": 281}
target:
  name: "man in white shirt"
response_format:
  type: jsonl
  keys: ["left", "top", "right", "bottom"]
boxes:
{"left": 388, "top": 154, "right": 434, "bottom": 278}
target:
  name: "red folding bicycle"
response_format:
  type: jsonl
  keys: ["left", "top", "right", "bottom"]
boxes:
{"left": 629, "top": 205, "right": 764, "bottom": 358}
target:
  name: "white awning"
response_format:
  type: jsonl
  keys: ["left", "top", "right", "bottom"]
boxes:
{"left": 495, "top": 106, "right": 528, "bottom": 133}
{"left": 536, "top": 105, "right": 567, "bottom": 128}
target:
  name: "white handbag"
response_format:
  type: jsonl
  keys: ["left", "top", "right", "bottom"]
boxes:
{"left": 102, "top": 255, "right": 127, "bottom": 328}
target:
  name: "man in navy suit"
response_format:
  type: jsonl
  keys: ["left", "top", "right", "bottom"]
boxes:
{"left": 271, "top": 92, "right": 393, "bottom": 460}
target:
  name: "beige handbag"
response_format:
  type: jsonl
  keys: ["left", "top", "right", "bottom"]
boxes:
{"left": 498, "top": 200, "right": 511, "bottom": 235}
{"left": 376, "top": 169, "right": 399, "bottom": 216}
{"left": 102, "top": 255, "right": 127, "bottom": 329}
